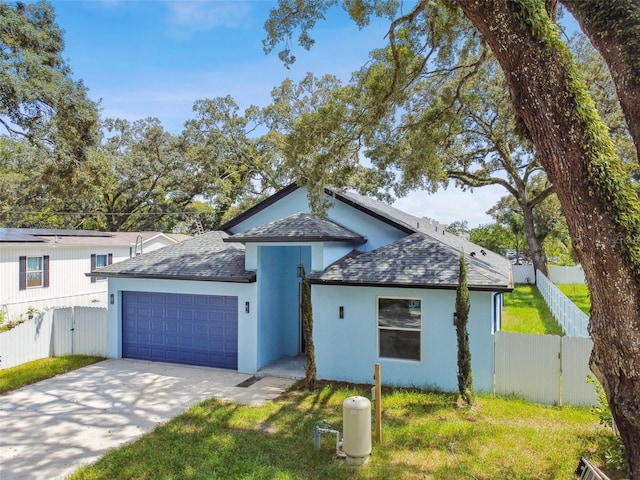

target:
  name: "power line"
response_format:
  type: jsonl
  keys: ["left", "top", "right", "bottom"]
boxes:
{"left": 0, "top": 211, "right": 212, "bottom": 216}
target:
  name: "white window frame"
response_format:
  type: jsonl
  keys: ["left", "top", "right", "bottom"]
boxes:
{"left": 26, "top": 256, "right": 44, "bottom": 288}
{"left": 377, "top": 296, "right": 422, "bottom": 362}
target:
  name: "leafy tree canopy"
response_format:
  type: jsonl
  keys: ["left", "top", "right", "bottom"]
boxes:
{"left": 0, "top": 1, "right": 99, "bottom": 161}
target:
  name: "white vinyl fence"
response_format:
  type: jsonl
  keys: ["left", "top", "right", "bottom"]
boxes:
{"left": 512, "top": 265, "right": 536, "bottom": 284}
{"left": 2, "top": 306, "right": 597, "bottom": 408}
{"left": 494, "top": 331, "right": 597, "bottom": 406}
{"left": 536, "top": 270, "right": 590, "bottom": 337}
{"left": 0, "top": 307, "right": 107, "bottom": 369}
{"left": 511, "top": 265, "right": 586, "bottom": 284}
{"left": 548, "top": 265, "right": 586, "bottom": 284}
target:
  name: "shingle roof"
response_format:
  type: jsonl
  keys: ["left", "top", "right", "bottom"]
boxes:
{"left": 311, "top": 190, "right": 513, "bottom": 290}
{"left": 92, "top": 185, "right": 512, "bottom": 290}
{"left": 224, "top": 212, "right": 366, "bottom": 244}
{"left": 93, "top": 231, "right": 254, "bottom": 283}
{"left": 310, "top": 233, "right": 512, "bottom": 291}
{"left": 333, "top": 189, "right": 445, "bottom": 234}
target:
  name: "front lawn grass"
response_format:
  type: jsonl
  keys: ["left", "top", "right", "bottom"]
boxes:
{"left": 0, "top": 355, "right": 104, "bottom": 394}
{"left": 558, "top": 283, "right": 591, "bottom": 315}
{"left": 67, "top": 382, "right": 620, "bottom": 480}
{"left": 502, "top": 284, "right": 564, "bottom": 335}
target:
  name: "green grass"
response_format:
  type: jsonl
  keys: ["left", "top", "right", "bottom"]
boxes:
{"left": 558, "top": 283, "right": 591, "bottom": 315}
{"left": 0, "top": 355, "right": 104, "bottom": 394}
{"left": 67, "top": 382, "right": 623, "bottom": 480}
{"left": 502, "top": 284, "right": 564, "bottom": 335}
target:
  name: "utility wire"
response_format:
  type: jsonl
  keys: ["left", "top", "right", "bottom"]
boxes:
{"left": 0, "top": 211, "right": 210, "bottom": 216}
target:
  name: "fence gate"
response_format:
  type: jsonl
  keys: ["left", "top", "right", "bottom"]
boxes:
{"left": 562, "top": 336, "right": 598, "bottom": 406}
{"left": 52, "top": 307, "right": 74, "bottom": 355}
{"left": 494, "top": 332, "right": 561, "bottom": 404}
{"left": 73, "top": 306, "right": 108, "bottom": 356}
{"left": 494, "top": 331, "right": 597, "bottom": 406}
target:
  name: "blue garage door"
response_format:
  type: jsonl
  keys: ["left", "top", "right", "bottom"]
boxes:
{"left": 122, "top": 291, "right": 238, "bottom": 369}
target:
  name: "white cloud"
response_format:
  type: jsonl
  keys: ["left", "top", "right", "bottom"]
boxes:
{"left": 393, "top": 184, "right": 506, "bottom": 228}
{"left": 164, "top": 0, "right": 255, "bottom": 35}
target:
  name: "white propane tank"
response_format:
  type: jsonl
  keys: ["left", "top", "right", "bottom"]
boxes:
{"left": 342, "top": 395, "right": 372, "bottom": 465}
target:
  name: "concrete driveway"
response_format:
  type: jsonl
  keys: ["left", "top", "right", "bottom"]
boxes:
{"left": 0, "top": 359, "right": 296, "bottom": 480}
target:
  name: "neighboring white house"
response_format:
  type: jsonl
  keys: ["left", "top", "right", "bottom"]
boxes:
{"left": 96, "top": 184, "right": 513, "bottom": 391}
{"left": 0, "top": 229, "right": 189, "bottom": 319}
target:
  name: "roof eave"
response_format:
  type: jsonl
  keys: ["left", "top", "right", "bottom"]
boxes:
{"left": 218, "top": 183, "right": 300, "bottom": 233}
{"left": 85, "top": 272, "right": 257, "bottom": 283}
{"left": 327, "top": 188, "right": 417, "bottom": 235}
{"left": 309, "top": 278, "right": 513, "bottom": 292}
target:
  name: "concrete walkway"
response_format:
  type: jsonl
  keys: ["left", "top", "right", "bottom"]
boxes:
{"left": 0, "top": 359, "right": 296, "bottom": 480}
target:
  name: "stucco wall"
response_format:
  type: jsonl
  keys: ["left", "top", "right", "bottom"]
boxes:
{"left": 257, "top": 246, "right": 310, "bottom": 368}
{"left": 107, "top": 278, "right": 258, "bottom": 373}
{"left": 325, "top": 197, "right": 405, "bottom": 252}
{"left": 311, "top": 285, "right": 495, "bottom": 392}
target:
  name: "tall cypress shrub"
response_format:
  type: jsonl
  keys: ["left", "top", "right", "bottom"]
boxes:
{"left": 455, "top": 252, "right": 474, "bottom": 406}
{"left": 300, "top": 264, "right": 316, "bottom": 390}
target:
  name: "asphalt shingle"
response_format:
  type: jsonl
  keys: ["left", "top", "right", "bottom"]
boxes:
{"left": 224, "top": 212, "right": 365, "bottom": 244}
{"left": 92, "top": 185, "right": 512, "bottom": 290}
{"left": 95, "top": 231, "right": 254, "bottom": 282}
{"left": 310, "top": 232, "right": 511, "bottom": 290}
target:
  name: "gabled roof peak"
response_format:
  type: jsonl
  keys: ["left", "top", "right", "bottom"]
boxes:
{"left": 223, "top": 212, "right": 366, "bottom": 244}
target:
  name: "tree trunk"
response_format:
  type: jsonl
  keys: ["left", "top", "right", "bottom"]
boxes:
{"left": 561, "top": 0, "right": 640, "bottom": 160}
{"left": 521, "top": 201, "right": 549, "bottom": 277}
{"left": 455, "top": 1, "right": 640, "bottom": 476}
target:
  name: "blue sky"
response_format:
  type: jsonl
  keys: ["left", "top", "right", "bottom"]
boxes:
{"left": 47, "top": 0, "right": 505, "bottom": 227}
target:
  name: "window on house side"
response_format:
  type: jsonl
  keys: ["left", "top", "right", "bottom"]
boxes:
{"left": 91, "top": 253, "right": 112, "bottom": 282}
{"left": 377, "top": 297, "right": 421, "bottom": 361}
{"left": 26, "top": 256, "right": 43, "bottom": 288}
{"left": 96, "top": 254, "right": 108, "bottom": 269}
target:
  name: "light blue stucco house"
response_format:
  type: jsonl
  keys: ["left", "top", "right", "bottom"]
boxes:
{"left": 96, "top": 184, "right": 513, "bottom": 392}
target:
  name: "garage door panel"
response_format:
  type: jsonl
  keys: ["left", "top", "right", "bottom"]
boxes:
{"left": 149, "top": 292, "right": 163, "bottom": 303}
{"left": 122, "top": 291, "right": 238, "bottom": 369}
{"left": 164, "top": 321, "right": 178, "bottom": 334}
{"left": 131, "top": 306, "right": 150, "bottom": 317}
{"left": 209, "top": 325, "right": 223, "bottom": 337}
{"left": 179, "top": 295, "right": 194, "bottom": 305}
{"left": 194, "top": 295, "right": 210, "bottom": 306}
{"left": 134, "top": 292, "right": 152, "bottom": 303}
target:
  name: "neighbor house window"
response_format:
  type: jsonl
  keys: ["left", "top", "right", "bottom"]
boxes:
{"left": 19, "top": 256, "right": 49, "bottom": 290}
{"left": 91, "top": 253, "right": 112, "bottom": 282}
{"left": 377, "top": 297, "right": 421, "bottom": 361}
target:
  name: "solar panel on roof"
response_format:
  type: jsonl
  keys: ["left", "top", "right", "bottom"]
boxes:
{"left": 0, "top": 228, "right": 113, "bottom": 242}
{"left": 0, "top": 230, "right": 45, "bottom": 242}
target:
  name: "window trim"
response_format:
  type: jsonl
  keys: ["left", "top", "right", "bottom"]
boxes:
{"left": 376, "top": 296, "right": 422, "bottom": 362}
{"left": 91, "top": 253, "right": 112, "bottom": 282}
{"left": 19, "top": 255, "right": 49, "bottom": 290}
